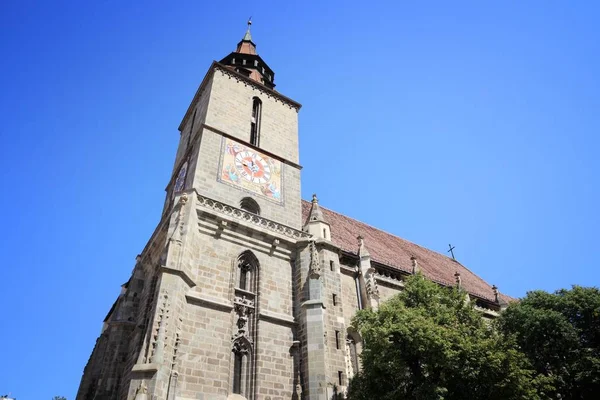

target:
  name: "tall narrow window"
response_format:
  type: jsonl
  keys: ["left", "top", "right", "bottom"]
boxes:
{"left": 232, "top": 251, "right": 259, "bottom": 397}
{"left": 236, "top": 250, "right": 259, "bottom": 294}
{"left": 335, "top": 331, "right": 341, "bottom": 349}
{"left": 233, "top": 352, "right": 243, "bottom": 394}
{"left": 250, "top": 97, "right": 262, "bottom": 146}
{"left": 239, "top": 265, "right": 249, "bottom": 291}
{"left": 186, "top": 109, "right": 197, "bottom": 149}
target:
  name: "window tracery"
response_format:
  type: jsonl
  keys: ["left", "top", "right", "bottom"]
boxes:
{"left": 231, "top": 251, "right": 259, "bottom": 397}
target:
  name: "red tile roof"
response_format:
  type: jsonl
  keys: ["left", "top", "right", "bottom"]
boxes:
{"left": 301, "top": 200, "right": 512, "bottom": 304}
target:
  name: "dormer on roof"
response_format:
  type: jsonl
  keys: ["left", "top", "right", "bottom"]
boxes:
{"left": 219, "top": 19, "right": 276, "bottom": 89}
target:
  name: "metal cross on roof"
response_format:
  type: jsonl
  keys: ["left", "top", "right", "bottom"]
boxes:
{"left": 447, "top": 244, "right": 456, "bottom": 260}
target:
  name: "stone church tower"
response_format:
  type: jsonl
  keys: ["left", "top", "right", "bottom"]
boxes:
{"left": 77, "top": 22, "right": 508, "bottom": 400}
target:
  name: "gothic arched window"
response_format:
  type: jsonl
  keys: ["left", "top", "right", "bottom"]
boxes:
{"left": 237, "top": 251, "right": 259, "bottom": 293}
{"left": 240, "top": 197, "right": 260, "bottom": 215}
{"left": 250, "top": 97, "right": 262, "bottom": 146}
{"left": 232, "top": 338, "right": 252, "bottom": 395}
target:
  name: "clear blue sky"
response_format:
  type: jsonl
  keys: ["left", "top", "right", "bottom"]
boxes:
{"left": 1, "top": 1, "right": 599, "bottom": 398}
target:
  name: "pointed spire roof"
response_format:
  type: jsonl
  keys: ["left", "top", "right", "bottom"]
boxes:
{"left": 219, "top": 19, "right": 276, "bottom": 89}
{"left": 235, "top": 19, "right": 257, "bottom": 55}
{"left": 243, "top": 18, "right": 253, "bottom": 41}
{"left": 306, "top": 194, "right": 327, "bottom": 224}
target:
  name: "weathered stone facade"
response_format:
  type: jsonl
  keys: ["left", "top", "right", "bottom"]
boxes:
{"left": 76, "top": 25, "right": 506, "bottom": 400}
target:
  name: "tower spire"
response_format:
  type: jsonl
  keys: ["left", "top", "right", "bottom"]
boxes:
{"left": 243, "top": 18, "right": 252, "bottom": 42}
{"left": 307, "top": 194, "right": 326, "bottom": 223}
{"left": 303, "top": 194, "right": 331, "bottom": 240}
{"left": 220, "top": 19, "right": 276, "bottom": 88}
{"left": 235, "top": 19, "right": 257, "bottom": 55}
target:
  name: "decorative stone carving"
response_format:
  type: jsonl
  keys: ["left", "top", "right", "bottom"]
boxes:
{"left": 232, "top": 296, "right": 255, "bottom": 345}
{"left": 151, "top": 291, "right": 169, "bottom": 364}
{"left": 172, "top": 318, "right": 182, "bottom": 367}
{"left": 309, "top": 240, "right": 321, "bottom": 278}
{"left": 197, "top": 194, "right": 311, "bottom": 240}
{"left": 345, "top": 338, "right": 355, "bottom": 380}
{"left": 455, "top": 271, "right": 462, "bottom": 289}
{"left": 215, "top": 219, "right": 227, "bottom": 239}
{"left": 232, "top": 336, "right": 252, "bottom": 354}
{"left": 270, "top": 238, "right": 280, "bottom": 255}
{"left": 411, "top": 256, "right": 419, "bottom": 274}
{"left": 358, "top": 235, "right": 369, "bottom": 258}
{"left": 492, "top": 285, "right": 499, "bottom": 303}
{"left": 365, "top": 270, "right": 379, "bottom": 299}
{"left": 170, "top": 193, "right": 189, "bottom": 245}
{"left": 134, "top": 380, "right": 149, "bottom": 400}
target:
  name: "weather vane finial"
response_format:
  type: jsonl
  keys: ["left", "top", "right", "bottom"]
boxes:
{"left": 242, "top": 17, "right": 253, "bottom": 42}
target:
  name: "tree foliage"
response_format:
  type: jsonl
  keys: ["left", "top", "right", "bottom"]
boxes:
{"left": 497, "top": 286, "right": 600, "bottom": 399}
{"left": 347, "top": 274, "right": 542, "bottom": 400}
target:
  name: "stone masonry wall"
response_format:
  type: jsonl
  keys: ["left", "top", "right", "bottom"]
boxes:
{"left": 167, "top": 198, "right": 298, "bottom": 399}
{"left": 205, "top": 69, "right": 299, "bottom": 164}
{"left": 192, "top": 126, "right": 302, "bottom": 229}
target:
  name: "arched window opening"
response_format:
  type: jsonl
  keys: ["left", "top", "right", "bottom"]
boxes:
{"left": 236, "top": 251, "right": 259, "bottom": 294}
{"left": 240, "top": 197, "right": 260, "bottom": 215}
{"left": 239, "top": 266, "right": 249, "bottom": 291}
{"left": 232, "top": 338, "right": 252, "bottom": 396}
{"left": 250, "top": 97, "right": 262, "bottom": 146}
{"left": 232, "top": 352, "right": 244, "bottom": 394}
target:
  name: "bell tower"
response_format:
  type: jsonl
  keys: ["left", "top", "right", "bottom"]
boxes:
{"left": 165, "top": 19, "right": 302, "bottom": 228}
{"left": 77, "top": 22, "right": 309, "bottom": 400}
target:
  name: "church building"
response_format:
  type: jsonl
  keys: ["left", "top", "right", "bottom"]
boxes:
{"left": 76, "top": 22, "right": 509, "bottom": 400}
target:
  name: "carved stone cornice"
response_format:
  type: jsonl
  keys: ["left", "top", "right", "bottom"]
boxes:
{"left": 474, "top": 305, "right": 500, "bottom": 317}
{"left": 196, "top": 193, "right": 311, "bottom": 241}
{"left": 233, "top": 296, "right": 255, "bottom": 319}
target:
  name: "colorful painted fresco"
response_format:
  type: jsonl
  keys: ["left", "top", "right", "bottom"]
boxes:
{"left": 218, "top": 137, "right": 283, "bottom": 204}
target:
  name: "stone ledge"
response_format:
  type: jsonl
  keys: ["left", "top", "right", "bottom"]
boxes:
{"left": 159, "top": 265, "right": 196, "bottom": 288}
{"left": 185, "top": 292, "right": 233, "bottom": 312}
{"left": 475, "top": 305, "right": 500, "bottom": 317}
{"left": 196, "top": 193, "right": 311, "bottom": 242}
{"left": 376, "top": 275, "right": 405, "bottom": 289}
{"left": 131, "top": 363, "right": 158, "bottom": 372}
{"left": 300, "top": 299, "right": 324, "bottom": 308}
{"left": 259, "top": 309, "right": 296, "bottom": 327}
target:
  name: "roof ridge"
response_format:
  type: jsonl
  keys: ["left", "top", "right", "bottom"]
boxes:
{"left": 301, "top": 199, "right": 515, "bottom": 302}
{"left": 302, "top": 199, "right": 455, "bottom": 263}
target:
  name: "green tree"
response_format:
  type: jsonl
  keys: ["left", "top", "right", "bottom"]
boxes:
{"left": 498, "top": 286, "right": 600, "bottom": 399}
{"left": 347, "top": 274, "right": 543, "bottom": 400}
